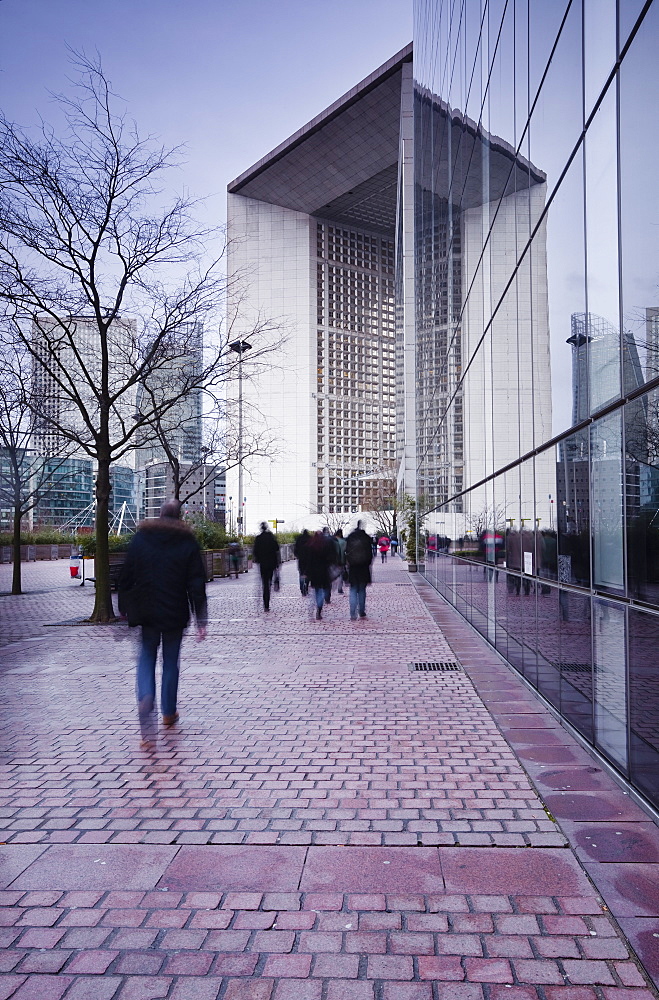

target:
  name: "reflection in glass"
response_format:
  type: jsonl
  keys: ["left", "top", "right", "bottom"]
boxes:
{"left": 545, "top": 147, "right": 587, "bottom": 439}
{"left": 584, "top": 0, "right": 616, "bottom": 116}
{"left": 585, "top": 87, "right": 621, "bottom": 412}
{"left": 625, "top": 389, "right": 659, "bottom": 606}
{"left": 556, "top": 433, "right": 591, "bottom": 587}
{"left": 629, "top": 608, "right": 659, "bottom": 804}
{"left": 593, "top": 599, "right": 628, "bottom": 771}
{"left": 536, "top": 585, "right": 561, "bottom": 709}
{"left": 591, "top": 411, "right": 624, "bottom": 592}
{"left": 559, "top": 590, "right": 593, "bottom": 741}
{"left": 619, "top": 0, "right": 659, "bottom": 390}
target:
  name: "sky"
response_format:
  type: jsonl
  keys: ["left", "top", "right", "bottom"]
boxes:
{"left": 0, "top": 0, "right": 412, "bottom": 227}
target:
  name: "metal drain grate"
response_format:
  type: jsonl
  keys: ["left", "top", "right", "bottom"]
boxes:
{"left": 409, "top": 661, "right": 462, "bottom": 672}
{"left": 561, "top": 662, "right": 591, "bottom": 673}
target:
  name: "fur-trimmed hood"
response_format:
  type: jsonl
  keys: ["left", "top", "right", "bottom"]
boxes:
{"left": 137, "top": 517, "right": 194, "bottom": 536}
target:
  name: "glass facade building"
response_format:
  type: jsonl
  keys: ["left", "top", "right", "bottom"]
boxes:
{"left": 227, "top": 2, "right": 658, "bottom": 811}
{"left": 415, "top": 0, "right": 659, "bottom": 811}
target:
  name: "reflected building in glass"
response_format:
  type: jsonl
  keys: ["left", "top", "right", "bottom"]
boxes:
{"left": 417, "top": 0, "right": 659, "bottom": 812}
{"left": 228, "top": 0, "right": 659, "bottom": 813}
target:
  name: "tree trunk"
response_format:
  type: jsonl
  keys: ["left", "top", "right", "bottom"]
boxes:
{"left": 11, "top": 508, "right": 22, "bottom": 596}
{"left": 90, "top": 453, "right": 115, "bottom": 622}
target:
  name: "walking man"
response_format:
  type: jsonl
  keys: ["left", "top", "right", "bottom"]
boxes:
{"left": 252, "top": 521, "right": 281, "bottom": 611}
{"left": 118, "top": 499, "right": 207, "bottom": 736}
{"left": 345, "top": 520, "right": 374, "bottom": 620}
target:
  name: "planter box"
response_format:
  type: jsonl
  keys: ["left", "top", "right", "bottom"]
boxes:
{"left": 20, "top": 545, "right": 36, "bottom": 562}
{"left": 35, "top": 544, "right": 57, "bottom": 560}
{"left": 108, "top": 552, "right": 127, "bottom": 591}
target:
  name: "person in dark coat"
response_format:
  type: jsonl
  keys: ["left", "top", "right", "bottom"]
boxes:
{"left": 252, "top": 522, "right": 281, "bottom": 611}
{"left": 306, "top": 530, "right": 334, "bottom": 619}
{"left": 294, "top": 529, "right": 311, "bottom": 595}
{"left": 345, "top": 520, "right": 374, "bottom": 620}
{"left": 118, "top": 499, "right": 207, "bottom": 732}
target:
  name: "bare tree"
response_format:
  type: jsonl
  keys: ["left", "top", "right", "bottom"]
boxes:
{"left": 315, "top": 505, "right": 352, "bottom": 535}
{"left": 361, "top": 463, "right": 402, "bottom": 537}
{"left": 139, "top": 401, "right": 276, "bottom": 510}
{"left": 0, "top": 54, "right": 281, "bottom": 621}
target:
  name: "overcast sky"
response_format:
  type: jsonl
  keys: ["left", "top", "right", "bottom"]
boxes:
{"left": 0, "top": 0, "right": 411, "bottom": 226}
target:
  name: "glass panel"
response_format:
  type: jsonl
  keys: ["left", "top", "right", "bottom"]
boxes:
{"left": 591, "top": 411, "right": 624, "bottom": 593}
{"left": 546, "top": 145, "right": 587, "bottom": 438}
{"left": 585, "top": 87, "right": 621, "bottom": 412}
{"left": 529, "top": 0, "right": 572, "bottom": 108}
{"left": 514, "top": 0, "right": 530, "bottom": 159}
{"left": 625, "top": 389, "right": 659, "bottom": 606}
{"left": 619, "top": 0, "right": 659, "bottom": 391}
{"left": 559, "top": 590, "right": 593, "bottom": 740}
{"left": 487, "top": 0, "right": 515, "bottom": 147}
{"left": 619, "top": 1, "right": 649, "bottom": 52}
{"left": 536, "top": 584, "right": 561, "bottom": 709}
{"left": 529, "top": 0, "right": 583, "bottom": 200}
{"left": 628, "top": 608, "right": 659, "bottom": 808}
{"left": 556, "top": 431, "right": 591, "bottom": 587}
{"left": 593, "top": 598, "right": 628, "bottom": 771}
{"left": 584, "top": 0, "right": 616, "bottom": 117}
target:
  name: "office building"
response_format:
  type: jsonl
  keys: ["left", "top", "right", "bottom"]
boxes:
{"left": 226, "top": 49, "right": 410, "bottom": 531}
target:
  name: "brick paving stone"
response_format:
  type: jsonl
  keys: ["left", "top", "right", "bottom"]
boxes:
{"left": 367, "top": 954, "right": 414, "bottom": 978}
{"left": 325, "top": 984, "right": 374, "bottom": 1000}
{"left": 11, "top": 977, "right": 73, "bottom": 1000}
{"left": 262, "top": 953, "right": 312, "bottom": 978}
{"left": 167, "top": 980, "right": 222, "bottom": 1000}
{"left": 312, "top": 954, "right": 359, "bottom": 977}
{"left": 465, "top": 956, "right": 514, "bottom": 982}
{"left": 116, "top": 979, "right": 172, "bottom": 999}
{"left": 435, "top": 985, "right": 485, "bottom": 1000}
{"left": 223, "top": 983, "right": 273, "bottom": 1000}
{"left": 63, "top": 977, "right": 123, "bottom": 1000}
{"left": 418, "top": 955, "right": 465, "bottom": 980}
{"left": 563, "top": 958, "right": 617, "bottom": 984}
{"left": 272, "top": 983, "right": 322, "bottom": 1000}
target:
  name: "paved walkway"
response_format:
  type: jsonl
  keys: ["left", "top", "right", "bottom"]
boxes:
{"left": 0, "top": 555, "right": 657, "bottom": 999}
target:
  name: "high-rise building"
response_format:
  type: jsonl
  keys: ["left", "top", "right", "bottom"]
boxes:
{"left": 134, "top": 321, "right": 204, "bottom": 472}
{"left": 226, "top": 48, "right": 411, "bottom": 532}
{"left": 30, "top": 315, "right": 138, "bottom": 464}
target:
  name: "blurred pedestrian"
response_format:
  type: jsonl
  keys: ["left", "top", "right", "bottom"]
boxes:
{"left": 228, "top": 540, "right": 242, "bottom": 578}
{"left": 294, "top": 529, "right": 311, "bottom": 595}
{"left": 252, "top": 521, "right": 281, "bottom": 611}
{"left": 345, "top": 520, "right": 374, "bottom": 620}
{"left": 306, "top": 529, "right": 334, "bottom": 620}
{"left": 378, "top": 535, "right": 390, "bottom": 563}
{"left": 390, "top": 537, "right": 398, "bottom": 556}
{"left": 118, "top": 499, "right": 207, "bottom": 737}
{"left": 333, "top": 528, "right": 347, "bottom": 594}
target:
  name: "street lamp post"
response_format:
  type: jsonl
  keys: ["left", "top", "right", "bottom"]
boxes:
{"left": 229, "top": 339, "right": 252, "bottom": 537}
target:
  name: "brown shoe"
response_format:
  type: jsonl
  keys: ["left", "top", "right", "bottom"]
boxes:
{"left": 162, "top": 712, "right": 179, "bottom": 726}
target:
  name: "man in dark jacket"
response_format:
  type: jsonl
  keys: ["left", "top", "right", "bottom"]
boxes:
{"left": 118, "top": 499, "right": 207, "bottom": 729}
{"left": 252, "top": 521, "right": 280, "bottom": 611}
{"left": 345, "top": 520, "right": 374, "bottom": 620}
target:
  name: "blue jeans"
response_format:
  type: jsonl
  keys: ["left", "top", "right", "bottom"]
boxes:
{"left": 313, "top": 586, "right": 325, "bottom": 611}
{"left": 349, "top": 583, "right": 367, "bottom": 618}
{"left": 137, "top": 626, "right": 183, "bottom": 716}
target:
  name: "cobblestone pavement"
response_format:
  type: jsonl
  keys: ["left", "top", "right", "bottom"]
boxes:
{"left": 0, "top": 556, "right": 657, "bottom": 998}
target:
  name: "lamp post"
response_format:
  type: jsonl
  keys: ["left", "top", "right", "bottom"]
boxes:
{"left": 229, "top": 339, "right": 252, "bottom": 536}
